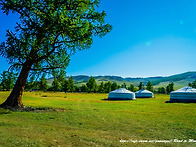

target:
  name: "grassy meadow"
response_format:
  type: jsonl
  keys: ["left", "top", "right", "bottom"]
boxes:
{"left": 0, "top": 92, "right": 195, "bottom": 147}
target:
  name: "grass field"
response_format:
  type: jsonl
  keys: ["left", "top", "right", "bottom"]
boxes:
{"left": 0, "top": 92, "right": 195, "bottom": 147}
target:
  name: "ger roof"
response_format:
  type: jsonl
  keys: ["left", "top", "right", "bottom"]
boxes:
{"left": 135, "top": 89, "right": 152, "bottom": 93}
{"left": 171, "top": 87, "right": 196, "bottom": 93}
{"left": 109, "top": 88, "right": 133, "bottom": 94}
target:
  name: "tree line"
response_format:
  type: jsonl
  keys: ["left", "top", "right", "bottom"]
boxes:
{"left": 0, "top": 71, "right": 181, "bottom": 94}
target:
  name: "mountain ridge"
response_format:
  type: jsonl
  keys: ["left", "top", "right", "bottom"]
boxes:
{"left": 47, "top": 71, "right": 196, "bottom": 89}
{"left": 71, "top": 71, "right": 196, "bottom": 89}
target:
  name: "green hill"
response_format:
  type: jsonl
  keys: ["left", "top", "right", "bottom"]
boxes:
{"left": 47, "top": 71, "right": 196, "bottom": 89}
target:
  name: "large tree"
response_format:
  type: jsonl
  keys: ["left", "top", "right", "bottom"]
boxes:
{"left": 0, "top": 0, "right": 112, "bottom": 108}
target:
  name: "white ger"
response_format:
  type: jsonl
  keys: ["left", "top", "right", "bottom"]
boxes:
{"left": 135, "top": 89, "right": 153, "bottom": 98}
{"left": 108, "top": 88, "right": 135, "bottom": 100}
{"left": 169, "top": 87, "right": 196, "bottom": 103}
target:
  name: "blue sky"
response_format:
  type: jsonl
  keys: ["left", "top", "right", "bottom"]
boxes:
{"left": 0, "top": 0, "right": 196, "bottom": 77}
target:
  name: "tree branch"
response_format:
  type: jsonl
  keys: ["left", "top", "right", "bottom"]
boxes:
{"left": 30, "top": 66, "right": 62, "bottom": 71}
{"left": 35, "top": 33, "right": 61, "bottom": 62}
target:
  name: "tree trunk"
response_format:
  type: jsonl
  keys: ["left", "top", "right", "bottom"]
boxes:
{"left": 0, "top": 61, "right": 32, "bottom": 109}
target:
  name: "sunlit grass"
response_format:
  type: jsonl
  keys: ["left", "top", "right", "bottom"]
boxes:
{"left": 0, "top": 92, "right": 195, "bottom": 146}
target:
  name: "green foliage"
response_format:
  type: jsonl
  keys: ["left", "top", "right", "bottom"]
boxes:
{"left": 104, "top": 81, "right": 112, "bottom": 93}
{"left": 189, "top": 79, "right": 196, "bottom": 88}
{"left": 80, "top": 84, "right": 88, "bottom": 92}
{"left": 146, "top": 81, "right": 153, "bottom": 92}
{"left": 0, "top": 0, "right": 112, "bottom": 87}
{"left": 128, "top": 84, "right": 136, "bottom": 92}
{"left": 111, "top": 82, "right": 118, "bottom": 91}
{"left": 61, "top": 79, "right": 69, "bottom": 93}
{"left": 138, "top": 82, "right": 144, "bottom": 90}
{"left": 68, "top": 77, "right": 75, "bottom": 92}
{"left": 86, "top": 76, "right": 97, "bottom": 92}
{"left": 52, "top": 78, "right": 60, "bottom": 92}
{"left": 25, "top": 76, "right": 35, "bottom": 91}
{"left": 121, "top": 82, "right": 126, "bottom": 88}
{"left": 166, "top": 82, "right": 174, "bottom": 94}
{"left": 74, "top": 85, "right": 80, "bottom": 92}
{"left": 158, "top": 87, "right": 166, "bottom": 94}
{"left": 98, "top": 82, "right": 105, "bottom": 93}
{"left": 0, "top": 71, "right": 16, "bottom": 91}
{"left": 39, "top": 76, "right": 48, "bottom": 92}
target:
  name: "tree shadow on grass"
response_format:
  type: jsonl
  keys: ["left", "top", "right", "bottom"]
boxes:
{"left": 0, "top": 106, "right": 71, "bottom": 113}
{"left": 0, "top": 108, "right": 12, "bottom": 115}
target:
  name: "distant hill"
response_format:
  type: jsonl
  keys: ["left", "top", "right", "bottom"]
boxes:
{"left": 47, "top": 71, "right": 196, "bottom": 90}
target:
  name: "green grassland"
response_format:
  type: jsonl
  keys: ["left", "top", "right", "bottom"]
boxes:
{"left": 0, "top": 92, "right": 195, "bottom": 147}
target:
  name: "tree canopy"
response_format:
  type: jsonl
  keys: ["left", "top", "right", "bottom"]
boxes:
{"left": 138, "top": 82, "right": 144, "bottom": 90}
{"left": 86, "top": 76, "right": 97, "bottom": 92}
{"left": 0, "top": 0, "right": 112, "bottom": 76}
{"left": 0, "top": 0, "right": 112, "bottom": 108}
{"left": 146, "top": 81, "right": 153, "bottom": 92}
{"left": 166, "top": 82, "right": 174, "bottom": 94}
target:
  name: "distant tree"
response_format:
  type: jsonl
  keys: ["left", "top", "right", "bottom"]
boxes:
{"left": 74, "top": 86, "right": 80, "bottom": 92}
{"left": 39, "top": 75, "right": 48, "bottom": 92}
{"left": 170, "top": 82, "right": 174, "bottom": 92}
{"left": 121, "top": 82, "right": 127, "bottom": 88}
{"left": 98, "top": 82, "right": 105, "bottom": 93}
{"left": 34, "top": 81, "right": 40, "bottom": 90}
{"left": 158, "top": 87, "right": 166, "bottom": 94}
{"left": 0, "top": 71, "right": 16, "bottom": 91}
{"left": 80, "top": 84, "right": 88, "bottom": 92}
{"left": 166, "top": 86, "right": 169, "bottom": 94}
{"left": 25, "top": 76, "right": 35, "bottom": 91}
{"left": 138, "top": 82, "right": 144, "bottom": 90}
{"left": 68, "top": 77, "right": 75, "bottom": 92}
{"left": 104, "top": 81, "right": 112, "bottom": 93}
{"left": 111, "top": 82, "right": 118, "bottom": 91}
{"left": 0, "top": 0, "right": 112, "bottom": 108}
{"left": 86, "top": 77, "right": 97, "bottom": 92}
{"left": 146, "top": 81, "right": 153, "bottom": 92}
{"left": 128, "top": 84, "right": 135, "bottom": 92}
{"left": 52, "top": 78, "right": 60, "bottom": 92}
{"left": 190, "top": 79, "right": 196, "bottom": 88}
{"left": 166, "top": 82, "right": 174, "bottom": 94}
{"left": 0, "top": 71, "right": 8, "bottom": 90}
{"left": 62, "top": 79, "right": 69, "bottom": 93}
